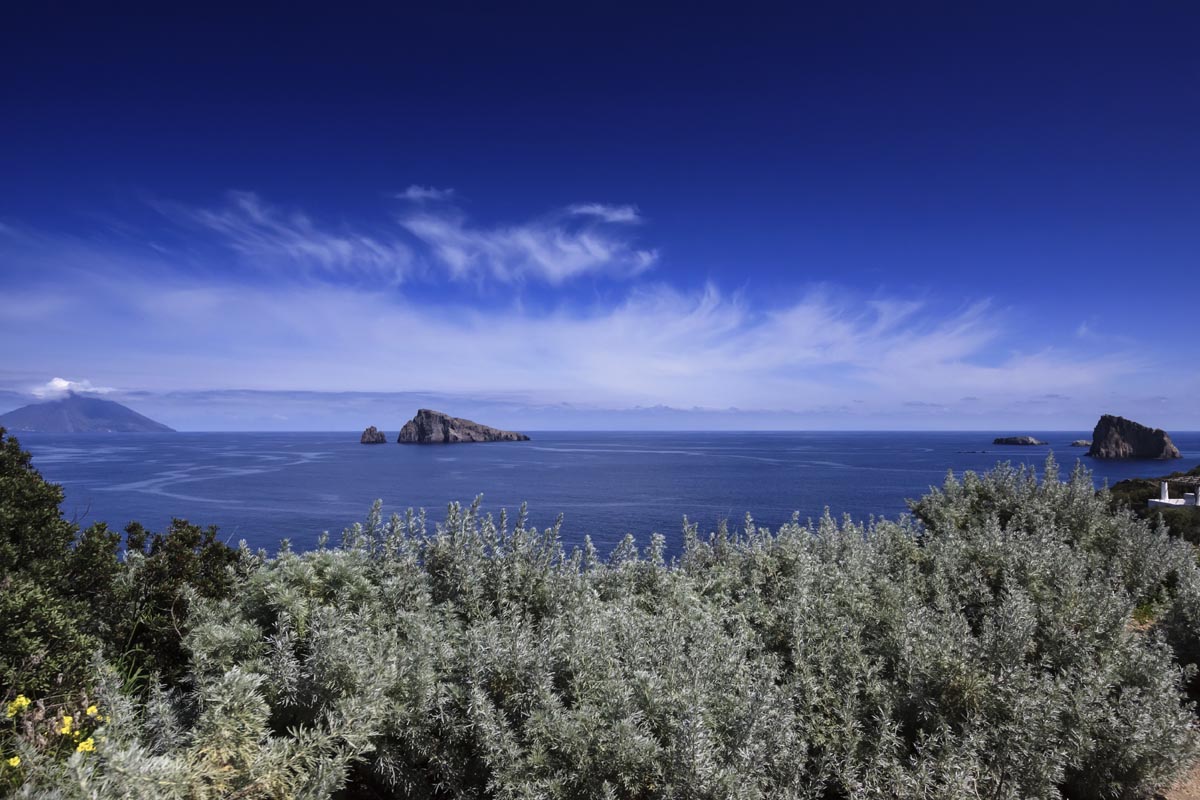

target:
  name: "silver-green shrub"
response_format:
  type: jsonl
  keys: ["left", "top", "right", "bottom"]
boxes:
{"left": 10, "top": 458, "right": 1200, "bottom": 799}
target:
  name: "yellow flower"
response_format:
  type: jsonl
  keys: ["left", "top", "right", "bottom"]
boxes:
{"left": 85, "top": 705, "right": 99, "bottom": 717}
{"left": 76, "top": 737, "right": 95, "bottom": 753}
{"left": 59, "top": 715, "right": 73, "bottom": 735}
{"left": 5, "top": 755, "right": 18, "bottom": 767}
{"left": 5, "top": 695, "right": 31, "bottom": 718}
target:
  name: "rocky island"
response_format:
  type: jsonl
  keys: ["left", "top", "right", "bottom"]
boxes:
{"left": 1070, "top": 440, "right": 1091, "bottom": 447}
{"left": 1088, "top": 414, "right": 1181, "bottom": 460}
{"left": 360, "top": 426, "right": 387, "bottom": 444}
{"left": 993, "top": 436, "right": 1047, "bottom": 446}
{"left": 397, "top": 409, "right": 529, "bottom": 444}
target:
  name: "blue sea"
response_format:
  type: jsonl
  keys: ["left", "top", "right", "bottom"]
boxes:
{"left": 14, "top": 431, "right": 1200, "bottom": 554}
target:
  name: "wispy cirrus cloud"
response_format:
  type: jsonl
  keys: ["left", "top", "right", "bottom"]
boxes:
{"left": 398, "top": 206, "right": 657, "bottom": 284}
{"left": 168, "top": 191, "right": 655, "bottom": 286}
{"left": 566, "top": 203, "right": 642, "bottom": 223}
{"left": 397, "top": 185, "right": 455, "bottom": 202}
{"left": 177, "top": 191, "right": 414, "bottom": 283}
{"left": 0, "top": 247, "right": 1151, "bottom": 426}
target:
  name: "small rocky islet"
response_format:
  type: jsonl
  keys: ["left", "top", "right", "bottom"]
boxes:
{"left": 987, "top": 416, "right": 1180, "bottom": 459}
{"left": 993, "top": 435, "right": 1048, "bottom": 446}
{"left": 366, "top": 411, "right": 1179, "bottom": 460}
{"left": 359, "top": 425, "right": 387, "bottom": 444}
{"left": 360, "top": 409, "right": 529, "bottom": 445}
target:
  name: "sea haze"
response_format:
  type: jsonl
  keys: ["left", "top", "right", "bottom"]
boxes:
{"left": 16, "top": 431, "right": 1200, "bottom": 554}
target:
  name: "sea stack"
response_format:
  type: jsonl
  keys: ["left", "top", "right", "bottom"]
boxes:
{"left": 397, "top": 409, "right": 529, "bottom": 443}
{"left": 993, "top": 436, "right": 1047, "bottom": 446}
{"left": 360, "top": 426, "right": 387, "bottom": 444}
{"left": 1087, "top": 415, "right": 1181, "bottom": 460}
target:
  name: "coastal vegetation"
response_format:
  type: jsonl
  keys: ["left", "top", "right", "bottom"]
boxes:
{"left": 1109, "top": 464, "right": 1200, "bottom": 547}
{"left": 4, "top": 427, "right": 1200, "bottom": 798}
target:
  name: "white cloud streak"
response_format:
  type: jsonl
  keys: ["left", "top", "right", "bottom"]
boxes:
{"left": 566, "top": 203, "right": 642, "bottom": 223}
{"left": 174, "top": 191, "right": 655, "bottom": 286}
{"left": 181, "top": 192, "right": 413, "bottom": 282}
{"left": 0, "top": 266, "right": 1147, "bottom": 424}
{"left": 397, "top": 185, "right": 455, "bottom": 201}
{"left": 398, "top": 209, "right": 657, "bottom": 284}
{"left": 31, "top": 377, "right": 115, "bottom": 398}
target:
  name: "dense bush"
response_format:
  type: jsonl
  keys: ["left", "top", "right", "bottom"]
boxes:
{"left": 0, "top": 427, "right": 245, "bottom": 798}
{"left": 0, "top": 429, "right": 242, "bottom": 699}
{"left": 5, "top": 433, "right": 1200, "bottom": 798}
{"left": 1, "top": 430, "right": 111, "bottom": 696}
{"left": 115, "top": 518, "right": 244, "bottom": 687}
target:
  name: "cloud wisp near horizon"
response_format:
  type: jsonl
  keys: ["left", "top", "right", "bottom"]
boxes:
{"left": 0, "top": 190, "right": 1187, "bottom": 431}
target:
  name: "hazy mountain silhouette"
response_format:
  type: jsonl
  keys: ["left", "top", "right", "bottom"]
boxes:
{"left": 0, "top": 392, "right": 174, "bottom": 432}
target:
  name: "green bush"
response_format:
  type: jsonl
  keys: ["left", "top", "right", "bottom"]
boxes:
{"left": 0, "top": 576, "right": 98, "bottom": 698}
{"left": 0, "top": 429, "right": 117, "bottom": 698}
{"left": 0, "top": 429, "right": 242, "bottom": 700}
{"left": 115, "top": 518, "right": 244, "bottom": 688}
{"left": 0, "top": 429, "right": 77, "bottom": 580}
{"left": 6, "top": 446, "right": 1200, "bottom": 798}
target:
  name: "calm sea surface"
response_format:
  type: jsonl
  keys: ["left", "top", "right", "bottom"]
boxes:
{"left": 14, "top": 431, "right": 1200, "bottom": 554}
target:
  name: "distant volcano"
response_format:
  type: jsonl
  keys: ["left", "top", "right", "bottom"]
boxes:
{"left": 0, "top": 392, "right": 174, "bottom": 433}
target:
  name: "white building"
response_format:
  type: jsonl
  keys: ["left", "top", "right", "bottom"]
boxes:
{"left": 1149, "top": 480, "right": 1200, "bottom": 509}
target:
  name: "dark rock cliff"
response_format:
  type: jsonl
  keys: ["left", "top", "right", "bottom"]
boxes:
{"left": 1087, "top": 415, "right": 1181, "bottom": 460}
{"left": 397, "top": 409, "right": 529, "bottom": 444}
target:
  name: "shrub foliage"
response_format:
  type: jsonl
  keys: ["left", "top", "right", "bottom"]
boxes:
{"left": 4, "top": 430, "right": 1200, "bottom": 799}
{"left": 0, "top": 428, "right": 241, "bottom": 700}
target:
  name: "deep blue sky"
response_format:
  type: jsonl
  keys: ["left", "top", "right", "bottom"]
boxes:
{"left": 1, "top": 3, "right": 1197, "bottom": 430}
